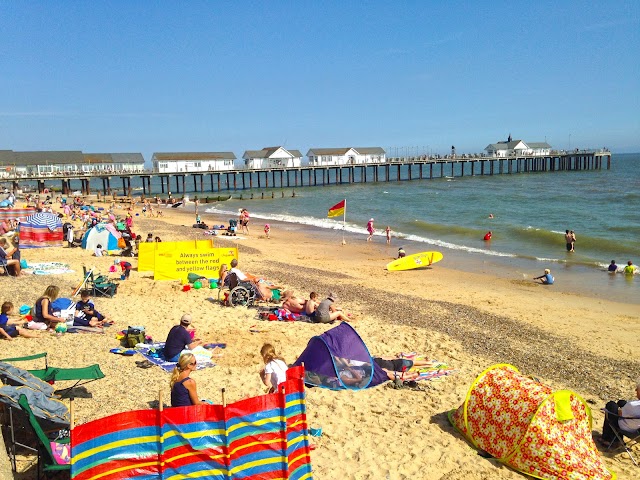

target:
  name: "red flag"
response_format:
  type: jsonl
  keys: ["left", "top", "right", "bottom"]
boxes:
{"left": 328, "top": 200, "right": 345, "bottom": 218}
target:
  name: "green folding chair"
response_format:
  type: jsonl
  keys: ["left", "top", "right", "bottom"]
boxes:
{"left": 1, "top": 352, "right": 105, "bottom": 395}
{"left": 17, "top": 394, "right": 70, "bottom": 479}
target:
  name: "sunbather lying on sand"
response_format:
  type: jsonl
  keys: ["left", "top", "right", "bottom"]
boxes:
{"left": 281, "top": 291, "right": 307, "bottom": 314}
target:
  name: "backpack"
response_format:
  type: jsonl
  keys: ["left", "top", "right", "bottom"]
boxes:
{"left": 126, "top": 326, "right": 146, "bottom": 348}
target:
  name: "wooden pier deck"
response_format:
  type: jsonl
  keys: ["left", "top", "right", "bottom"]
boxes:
{"left": 6, "top": 151, "right": 611, "bottom": 197}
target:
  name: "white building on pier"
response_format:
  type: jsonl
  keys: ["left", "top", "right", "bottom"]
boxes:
{"left": 485, "top": 138, "right": 552, "bottom": 157}
{"left": 306, "top": 147, "right": 386, "bottom": 166}
{"left": 152, "top": 152, "right": 237, "bottom": 173}
{"left": 0, "top": 151, "right": 144, "bottom": 178}
{"left": 242, "top": 146, "right": 302, "bottom": 169}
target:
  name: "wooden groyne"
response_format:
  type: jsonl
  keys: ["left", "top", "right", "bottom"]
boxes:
{"left": 6, "top": 151, "right": 611, "bottom": 196}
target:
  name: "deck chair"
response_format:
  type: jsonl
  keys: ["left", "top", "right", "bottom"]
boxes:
{"left": 1, "top": 262, "right": 15, "bottom": 277}
{"left": 82, "top": 266, "right": 118, "bottom": 298}
{"left": 603, "top": 408, "right": 640, "bottom": 466}
{"left": 1, "top": 353, "right": 105, "bottom": 396}
{"left": 18, "top": 394, "right": 70, "bottom": 479}
{"left": 0, "top": 383, "right": 69, "bottom": 473}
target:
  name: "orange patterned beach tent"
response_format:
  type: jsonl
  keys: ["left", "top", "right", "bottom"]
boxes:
{"left": 448, "top": 364, "right": 615, "bottom": 480}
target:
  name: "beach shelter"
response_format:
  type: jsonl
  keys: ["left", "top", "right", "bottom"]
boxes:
{"left": 19, "top": 212, "right": 64, "bottom": 248}
{"left": 292, "top": 322, "right": 389, "bottom": 390}
{"left": 81, "top": 223, "right": 121, "bottom": 251}
{"left": 448, "top": 364, "right": 615, "bottom": 480}
{"left": 0, "top": 206, "right": 35, "bottom": 223}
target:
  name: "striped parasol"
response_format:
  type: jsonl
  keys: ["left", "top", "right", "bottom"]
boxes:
{"left": 24, "top": 212, "right": 62, "bottom": 231}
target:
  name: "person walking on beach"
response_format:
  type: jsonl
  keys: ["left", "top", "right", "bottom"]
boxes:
{"left": 366, "top": 218, "right": 375, "bottom": 242}
{"left": 264, "top": 224, "right": 270, "bottom": 239}
{"left": 385, "top": 226, "right": 391, "bottom": 244}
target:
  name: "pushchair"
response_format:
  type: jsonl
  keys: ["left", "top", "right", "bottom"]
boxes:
{"left": 223, "top": 219, "right": 238, "bottom": 236}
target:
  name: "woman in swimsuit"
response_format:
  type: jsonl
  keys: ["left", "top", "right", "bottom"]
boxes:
{"left": 170, "top": 353, "right": 203, "bottom": 407}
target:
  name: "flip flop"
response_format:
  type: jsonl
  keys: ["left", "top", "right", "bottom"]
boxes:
{"left": 203, "top": 343, "right": 226, "bottom": 349}
{"left": 136, "top": 360, "right": 154, "bottom": 369}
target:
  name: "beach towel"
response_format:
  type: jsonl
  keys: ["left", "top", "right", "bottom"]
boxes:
{"left": 136, "top": 343, "right": 216, "bottom": 373}
{"left": 258, "top": 308, "right": 311, "bottom": 322}
{"left": 399, "top": 353, "right": 457, "bottom": 382}
{"left": 24, "top": 262, "right": 74, "bottom": 275}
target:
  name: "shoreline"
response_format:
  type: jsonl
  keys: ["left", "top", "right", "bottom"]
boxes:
{"left": 2, "top": 200, "right": 639, "bottom": 478}
{"left": 195, "top": 199, "right": 640, "bottom": 305}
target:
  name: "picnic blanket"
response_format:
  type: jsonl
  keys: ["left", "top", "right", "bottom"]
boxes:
{"left": 136, "top": 343, "right": 217, "bottom": 373}
{"left": 24, "top": 262, "right": 74, "bottom": 275}
{"left": 400, "top": 353, "right": 457, "bottom": 382}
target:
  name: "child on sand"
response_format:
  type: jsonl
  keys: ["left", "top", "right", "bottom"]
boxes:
{"left": 74, "top": 290, "right": 110, "bottom": 327}
{"left": 264, "top": 224, "right": 270, "bottom": 239}
{"left": 305, "top": 292, "right": 319, "bottom": 318}
{"left": 259, "top": 343, "right": 288, "bottom": 393}
{"left": 0, "top": 302, "right": 39, "bottom": 339}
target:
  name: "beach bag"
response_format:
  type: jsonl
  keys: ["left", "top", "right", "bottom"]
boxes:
{"left": 117, "top": 237, "right": 126, "bottom": 249}
{"left": 126, "top": 326, "right": 146, "bottom": 348}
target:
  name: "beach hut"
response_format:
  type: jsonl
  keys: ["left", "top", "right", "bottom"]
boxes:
{"left": 292, "top": 323, "right": 389, "bottom": 390}
{"left": 449, "top": 364, "right": 615, "bottom": 480}
{"left": 19, "top": 212, "right": 64, "bottom": 248}
{"left": 81, "top": 223, "right": 121, "bottom": 251}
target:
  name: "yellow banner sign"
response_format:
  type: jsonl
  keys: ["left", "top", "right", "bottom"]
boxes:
{"left": 153, "top": 246, "right": 238, "bottom": 281}
{"left": 138, "top": 239, "right": 215, "bottom": 272}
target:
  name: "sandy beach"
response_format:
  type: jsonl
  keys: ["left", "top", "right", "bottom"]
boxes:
{"left": 3, "top": 200, "right": 639, "bottom": 480}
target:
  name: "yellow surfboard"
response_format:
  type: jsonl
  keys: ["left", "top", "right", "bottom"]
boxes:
{"left": 386, "top": 251, "right": 443, "bottom": 271}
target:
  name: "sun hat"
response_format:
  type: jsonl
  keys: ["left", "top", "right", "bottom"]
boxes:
{"left": 544, "top": 269, "right": 550, "bottom": 274}
{"left": 180, "top": 314, "right": 192, "bottom": 325}
{"left": 327, "top": 292, "right": 338, "bottom": 301}
{"left": 369, "top": 218, "right": 374, "bottom": 222}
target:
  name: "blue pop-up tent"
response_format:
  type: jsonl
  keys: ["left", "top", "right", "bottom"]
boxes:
{"left": 293, "top": 323, "right": 388, "bottom": 390}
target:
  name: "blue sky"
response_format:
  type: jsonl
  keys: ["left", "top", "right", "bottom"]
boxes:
{"left": 1, "top": 1, "right": 638, "bottom": 162}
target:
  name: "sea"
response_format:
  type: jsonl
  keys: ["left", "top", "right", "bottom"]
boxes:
{"left": 200, "top": 153, "right": 640, "bottom": 304}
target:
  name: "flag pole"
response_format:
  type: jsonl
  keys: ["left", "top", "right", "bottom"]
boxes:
{"left": 342, "top": 199, "right": 346, "bottom": 245}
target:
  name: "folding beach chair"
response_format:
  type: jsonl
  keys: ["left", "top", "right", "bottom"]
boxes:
{"left": 0, "top": 383, "right": 69, "bottom": 473}
{"left": 18, "top": 394, "right": 70, "bottom": 479}
{"left": 1, "top": 262, "right": 15, "bottom": 278}
{"left": 1, "top": 353, "right": 105, "bottom": 396}
{"left": 82, "top": 266, "right": 118, "bottom": 298}
{"left": 603, "top": 408, "right": 640, "bottom": 466}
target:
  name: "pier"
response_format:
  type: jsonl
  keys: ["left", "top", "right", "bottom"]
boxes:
{"left": 6, "top": 150, "right": 611, "bottom": 197}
